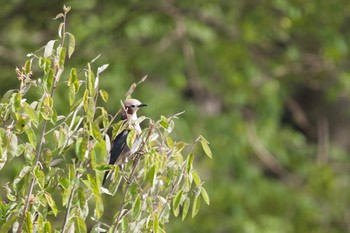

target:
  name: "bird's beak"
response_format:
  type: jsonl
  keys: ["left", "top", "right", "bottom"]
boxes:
{"left": 138, "top": 103, "right": 147, "bottom": 107}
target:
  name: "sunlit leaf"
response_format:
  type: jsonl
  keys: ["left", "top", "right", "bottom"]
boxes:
{"left": 44, "top": 221, "right": 52, "bottom": 233}
{"left": 132, "top": 195, "right": 141, "bottom": 217}
{"left": 44, "top": 192, "right": 58, "bottom": 216}
{"left": 97, "top": 64, "right": 109, "bottom": 76}
{"left": 153, "top": 214, "right": 159, "bottom": 233}
{"left": 159, "top": 116, "right": 169, "bottom": 129}
{"left": 192, "top": 170, "right": 201, "bottom": 187}
{"left": 121, "top": 217, "right": 129, "bottom": 232}
{"left": 7, "top": 132, "right": 18, "bottom": 157}
{"left": 34, "top": 166, "right": 45, "bottom": 189}
{"left": 191, "top": 196, "right": 200, "bottom": 218}
{"left": 67, "top": 32, "right": 75, "bottom": 58}
{"left": 57, "top": 22, "right": 64, "bottom": 38}
{"left": 54, "top": 13, "right": 64, "bottom": 20}
{"left": 186, "top": 153, "right": 194, "bottom": 174}
{"left": 199, "top": 135, "right": 212, "bottom": 159}
{"left": 182, "top": 197, "right": 190, "bottom": 221}
{"left": 11, "top": 92, "right": 21, "bottom": 112}
{"left": 201, "top": 187, "right": 210, "bottom": 205}
{"left": 44, "top": 40, "right": 56, "bottom": 58}
{"left": 146, "top": 165, "right": 156, "bottom": 187}
{"left": 99, "top": 90, "right": 109, "bottom": 102}
{"left": 23, "top": 102, "right": 38, "bottom": 124}
{"left": 75, "top": 216, "right": 87, "bottom": 233}
{"left": 173, "top": 190, "right": 183, "bottom": 217}
{"left": 58, "top": 46, "right": 66, "bottom": 68}
{"left": 25, "top": 127, "right": 37, "bottom": 148}
{"left": 25, "top": 211, "right": 33, "bottom": 233}
{"left": 126, "top": 128, "right": 137, "bottom": 149}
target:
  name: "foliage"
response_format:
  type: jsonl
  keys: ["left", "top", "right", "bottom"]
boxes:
{"left": 0, "top": 7, "right": 210, "bottom": 233}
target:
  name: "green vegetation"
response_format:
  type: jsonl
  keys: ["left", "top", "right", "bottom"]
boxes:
{"left": 1, "top": 1, "right": 350, "bottom": 232}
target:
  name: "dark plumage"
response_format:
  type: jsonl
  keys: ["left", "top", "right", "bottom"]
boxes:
{"left": 102, "top": 99, "right": 147, "bottom": 185}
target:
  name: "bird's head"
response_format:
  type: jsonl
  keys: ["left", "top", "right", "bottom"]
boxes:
{"left": 121, "top": 98, "right": 147, "bottom": 118}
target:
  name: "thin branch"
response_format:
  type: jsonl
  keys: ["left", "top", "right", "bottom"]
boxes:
{"left": 111, "top": 122, "right": 154, "bottom": 233}
{"left": 16, "top": 12, "right": 67, "bottom": 233}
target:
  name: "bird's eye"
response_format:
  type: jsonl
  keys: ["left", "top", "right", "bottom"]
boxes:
{"left": 131, "top": 105, "right": 135, "bottom": 108}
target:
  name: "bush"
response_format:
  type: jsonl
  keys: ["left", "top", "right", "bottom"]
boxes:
{"left": 0, "top": 6, "right": 211, "bottom": 233}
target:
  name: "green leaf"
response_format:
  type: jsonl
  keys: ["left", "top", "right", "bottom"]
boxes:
{"left": 95, "top": 195, "right": 104, "bottom": 219}
{"left": 7, "top": 132, "right": 18, "bottom": 157}
{"left": 201, "top": 187, "right": 210, "bottom": 205}
{"left": 44, "top": 40, "right": 56, "bottom": 58}
{"left": 23, "top": 102, "right": 38, "bottom": 124}
{"left": 87, "top": 63, "right": 96, "bottom": 97}
{"left": 173, "top": 190, "right": 183, "bottom": 217}
{"left": 11, "top": 92, "right": 21, "bottom": 112}
{"left": 159, "top": 116, "right": 169, "bottom": 129}
{"left": 25, "top": 127, "right": 37, "bottom": 148}
{"left": 153, "top": 214, "right": 159, "bottom": 233}
{"left": 69, "top": 68, "right": 79, "bottom": 90}
{"left": 126, "top": 128, "right": 137, "bottom": 149}
{"left": 46, "top": 68, "right": 54, "bottom": 91}
{"left": 44, "top": 192, "right": 58, "bottom": 216}
{"left": 25, "top": 211, "right": 33, "bottom": 233}
{"left": 34, "top": 166, "right": 45, "bottom": 189}
{"left": 192, "top": 170, "right": 201, "bottom": 187}
{"left": 67, "top": 32, "right": 75, "bottom": 58}
{"left": 166, "top": 137, "right": 174, "bottom": 148}
{"left": 182, "top": 197, "right": 190, "bottom": 221}
{"left": 186, "top": 153, "right": 194, "bottom": 174}
{"left": 146, "top": 165, "right": 156, "bottom": 187}
{"left": 86, "top": 97, "right": 95, "bottom": 122}
{"left": 99, "top": 90, "right": 109, "bottom": 102}
{"left": 58, "top": 46, "right": 66, "bottom": 68}
{"left": 199, "top": 135, "right": 212, "bottom": 159}
{"left": 25, "top": 59, "right": 32, "bottom": 73}
{"left": 91, "top": 141, "right": 106, "bottom": 170}
{"left": 121, "top": 217, "right": 129, "bottom": 232}
{"left": 44, "top": 221, "right": 52, "bottom": 233}
{"left": 90, "top": 122, "right": 102, "bottom": 141}
{"left": 132, "top": 195, "right": 141, "bottom": 217}
{"left": 0, "top": 208, "right": 18, "bottom": 232}
{"left": 69, "top": 84, "right": 75, "bottom": 106}
{"left": 75, "top": 216, "right": 87, "bottom": 233}
{"left": 75, "top": 137, "right": 87, "bottom": 161}
{"left": 191, "top": 196, "right": 201, "bottom": 218}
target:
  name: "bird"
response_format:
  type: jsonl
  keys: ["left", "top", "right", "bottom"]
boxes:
{"left": 103, "top": 98, "right": 147, "bottom": 185}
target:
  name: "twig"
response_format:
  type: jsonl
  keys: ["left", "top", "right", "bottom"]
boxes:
{"left": 16, "top": 12, "right": 67, "bottom": 233}
{"left": 111, "top": 122, "right": 154, "bottom": 233}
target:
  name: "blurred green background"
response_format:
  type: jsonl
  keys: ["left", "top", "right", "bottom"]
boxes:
{"left": 1, "top": 0, "right": 350, "bottom": 232}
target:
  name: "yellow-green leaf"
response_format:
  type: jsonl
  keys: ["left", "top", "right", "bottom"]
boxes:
{"left": 25, "top": 211, "right": 33, "bottom": 233}
{"left": 99, "top": 90, "right": 109, "bottom": 102}
{"left": 44, "top": 192, "right": 58, "bottom": 216}
{"left": 201, "top": 187, "right": 210, "bottom": 205}
{"left": 192, "top": 170, "right": 201, "bottom": 187}
{"left": 75, "top": 216, "right": 87, "bottom": 233}
{"left": 191, "top": 196, "right": 200, "bottom": 218}
{"left": 200, "top": 135, "right": 212, "bottom": 159}
{"left": 126, "top": 128, "right": 137, "bottom": 149}
{"left": 67, "top": 32, "right": 75, "bottom": 58}
{"left": 182, "top": 197, "right": 190, "bottom": 221}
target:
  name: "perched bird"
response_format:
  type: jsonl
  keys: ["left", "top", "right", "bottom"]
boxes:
{"left": 103, "top": 98, "right": 147, "bottom": 184}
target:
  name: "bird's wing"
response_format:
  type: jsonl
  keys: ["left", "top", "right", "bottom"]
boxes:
{"left": 103, "top": 130, "right": 129, "bottom": 185}
{"left": 109, "top": 130, "right": 129, "bottom": 165}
